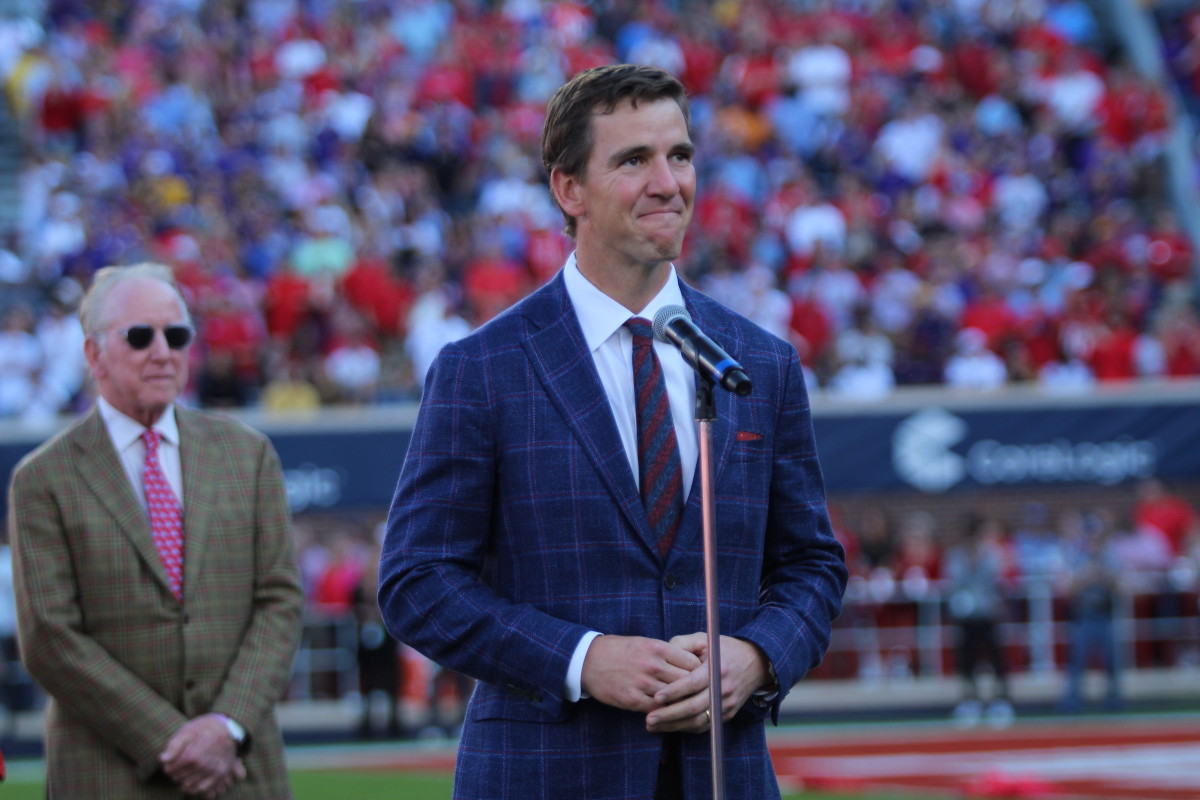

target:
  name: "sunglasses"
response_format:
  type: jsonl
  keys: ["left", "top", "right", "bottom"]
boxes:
{"left": 116, "top": 324, "right": 194, "bottom": 350}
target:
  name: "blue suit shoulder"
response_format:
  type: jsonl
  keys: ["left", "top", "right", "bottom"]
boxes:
{"left": 684, "top": 288, "right": 793, "bottom": 354}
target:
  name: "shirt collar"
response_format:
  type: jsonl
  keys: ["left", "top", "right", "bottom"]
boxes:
{"left": 563, "top": 251, "right": 686, "bottom": 351}
{"left": 96, "top": 396, "right": 180, "bottom": 451}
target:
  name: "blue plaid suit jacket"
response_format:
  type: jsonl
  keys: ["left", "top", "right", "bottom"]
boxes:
{"left": 379, "top": 272, "right": 847, "bottom": 800}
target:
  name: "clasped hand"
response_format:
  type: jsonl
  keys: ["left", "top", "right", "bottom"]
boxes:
{"left": 580, "top": 633, "right": 770, "bottom": 735}
{"left": 159, "top": 714, "right": 245, "bottom": 800}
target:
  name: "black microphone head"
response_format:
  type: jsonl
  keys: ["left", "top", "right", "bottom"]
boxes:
{"left": 652, "top": 304, "right": 690, "bottom": 342}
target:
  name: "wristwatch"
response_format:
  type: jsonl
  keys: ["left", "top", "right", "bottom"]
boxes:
{"left": 215, "top": 713, "right": 249, "bottom": 754}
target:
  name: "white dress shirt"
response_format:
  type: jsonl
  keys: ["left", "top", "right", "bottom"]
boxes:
{"left": 561, "top": 253, "right": 699, "bottom": 701}
{"left": 96, "top": 396, "right": 184, "bottom": 512}
{"left": 95, "top": 397, "right": 249, "bottom": 735}
{"left": 563, "top": 253, "right": 699, "bottom": 493}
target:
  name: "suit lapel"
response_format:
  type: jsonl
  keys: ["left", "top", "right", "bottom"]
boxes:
{"left": 177, "top": 408, "right": 215, "bottom": 600}
{"left": 72, "top": 410, "right": 176, "bottom": 596}
{"left": 519, "top": 276, "right": 657, "bottom": 553}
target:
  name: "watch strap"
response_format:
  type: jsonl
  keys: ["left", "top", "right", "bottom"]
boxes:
{"left": 214, "top": 713, "right": 249, "bottom": 754}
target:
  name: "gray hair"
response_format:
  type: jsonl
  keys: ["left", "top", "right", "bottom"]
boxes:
{"left": 79, "top": 263, "right": 192, "bottom": 339}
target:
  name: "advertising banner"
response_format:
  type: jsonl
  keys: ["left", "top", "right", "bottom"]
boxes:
{"left": 3, "top": 393, "right": 1199, "bottom": 514}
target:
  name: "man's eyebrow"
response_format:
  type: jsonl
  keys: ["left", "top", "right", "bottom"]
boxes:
{"left": 608, "top": 141, "right": 695, "bottom": 167}
{"left": 608, "top": 145, "right": 650, "bottom": 167}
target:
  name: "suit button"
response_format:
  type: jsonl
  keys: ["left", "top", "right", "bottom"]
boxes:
{"left": 664, "top": 574, "right": 677, "bottom": 589}
{"left": 183, "top": 613, "right": 191, "bottom": 624}
{"left": 186, "top": 679, "right": 196, "bottom": 690}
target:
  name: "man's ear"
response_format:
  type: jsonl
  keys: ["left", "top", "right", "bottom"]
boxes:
{"left": 84, "top": 336, "right": 103, "bottom": 380}
{"left": 550, "top": 168, "right": 585, "bottom": 219}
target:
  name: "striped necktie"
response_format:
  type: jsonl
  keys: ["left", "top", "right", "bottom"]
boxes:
{"left": 142, "top": 429, "right": 184, "bottom": 600}
{"left": 625, "top": 317, "right": 685, "bottom": 557}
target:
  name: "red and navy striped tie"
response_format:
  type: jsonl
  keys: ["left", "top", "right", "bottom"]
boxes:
{"left": 626, "top": 317, "right": 684, "bottom": 557}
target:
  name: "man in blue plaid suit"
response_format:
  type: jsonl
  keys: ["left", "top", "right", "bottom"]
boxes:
{"left": 379, "top": 64, "right": 847, "bottom": 800}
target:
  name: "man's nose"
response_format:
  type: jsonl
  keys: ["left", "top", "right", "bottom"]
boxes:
{"left": 646, "top": 157, "right": 681, "bottom": 196}
{"left": 147, "top": 329, "right": 173, "bottom": 357}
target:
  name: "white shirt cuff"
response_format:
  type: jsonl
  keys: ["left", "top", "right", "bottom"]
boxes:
{"left": 565, "top": 631, "right": 603, "bottom": 702}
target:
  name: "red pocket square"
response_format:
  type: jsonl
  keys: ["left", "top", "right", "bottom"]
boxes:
{"left": 736, "top": 431, "right": 763, "bottom": 442}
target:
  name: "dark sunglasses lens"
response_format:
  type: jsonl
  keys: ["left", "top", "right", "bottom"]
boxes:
{"left": 164, "top": 326, "right": 192, "bottom": 349}
{"left": 122, "top": 325, "right": 192, "bottom": 349}
{"left": 124, "top": 326, "right": 154, "bottom": 349}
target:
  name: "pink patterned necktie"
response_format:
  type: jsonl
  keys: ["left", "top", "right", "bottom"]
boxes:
{"left": 142, "top": 429, "right": 184, "bottom": 599}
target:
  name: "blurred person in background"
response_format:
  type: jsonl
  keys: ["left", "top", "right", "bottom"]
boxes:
{"left": 352, "top": 527, "right": 403, "bottom": 740}
{"left": 1059, "top": 510, "right": 1123, "bottom": 712}
{"left": 1012, "top": 501, "right": 1067, "bottom": 583}
{"left": 8, "top": 264, "right": 303, "bottom": 799}
{"left": 321, "top": 313, "right": 382, "bottom": 405}
{"left": 0, "top": 528, "right": 17, "bottom": 741}
{"left": 943, "top": 513, "right": 1016, "bottom": 728}
{"left": 943, "top": 326, "right": 1008, "bottom": 391}
{"left": 1132, "top": 478, "right": 1200, "bottom": 667}
{"left": 0, "top": 304, "right": 42, "bottom": 419}
{"left": 1133, "top": 477, "right": 1200, "bottom": 559}
{"left": 312, "top": 528, "right": 365, "bottom": 616}
{"left": 27, "top": 277, "right": 87, "bottom": 421}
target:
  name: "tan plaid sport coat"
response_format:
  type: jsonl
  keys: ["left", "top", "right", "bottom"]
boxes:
{"left": 8, "top": 406, "right": 304, "bottom": 799}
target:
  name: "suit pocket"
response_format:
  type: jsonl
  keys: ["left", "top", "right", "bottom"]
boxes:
{"left": 467, "top": 682, "right": 568, "bottom": 723}
{"left": 730, "top": 435, "right": 769, "bottom": 464}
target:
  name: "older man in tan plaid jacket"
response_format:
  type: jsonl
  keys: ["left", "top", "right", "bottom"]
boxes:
{"left": 8, "top": 264, "right": 303, "bottom": 799}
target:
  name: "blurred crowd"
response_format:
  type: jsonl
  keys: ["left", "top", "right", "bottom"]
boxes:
{"left": 833, "top": 476, "right": 1200, "bottom": 719}
{"left": 2, "top": 475, "right": 1195, "bottom": 740}
{"left": 1161, "top": 4, "right": 1200, "bottom": 119}
{"left": 152, "top": 475, "right": 1200, "bottom": 735}
{"left": 290, "top": 518, "right": 474, "bottom": 739}
{"left": 0, "top": 0, "right": 1198, "bottom": 422}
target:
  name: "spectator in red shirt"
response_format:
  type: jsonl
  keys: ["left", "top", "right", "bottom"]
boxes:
{"left": 461, "top": 236, "right": 528, "bottom": 325}
{"left": 1087, "top": 308, "right": 1138, "bottom": 381}
{"left": 788, "top": 285, "right": 834, "bottom": 374}
{"left": 960, "top": 282, "right": 1017, "bottom": 351}
{"left": 1133, "top": 478, "right": 1200, "bottom": 557}
{"left": 1144, "top": 210, "right": 1195, "bottom": 285}
{"left": 893, "top": 510, "right": 943, "bottom": 586}
{"left": 341, "top": 253, "right": 415, "bottom": 340}
{"left": 39, "top": 66, "right": 86, "bottom": 151}
{"left": 1156, "top": 301, "right": 1200, "bottom": 377}
{"left": 313, "top": 530, "right": 366, "bottom": 615}
{"left": 263, "top": 264, "right": 314, "bottom": 342}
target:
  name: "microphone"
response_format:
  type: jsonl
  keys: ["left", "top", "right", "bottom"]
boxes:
{"left": 652, "top": 305, "right": 752, "bottom": 396}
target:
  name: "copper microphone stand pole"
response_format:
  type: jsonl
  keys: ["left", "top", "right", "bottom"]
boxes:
{"left": 695, "top": 377, "right": 725, "bottom": 800}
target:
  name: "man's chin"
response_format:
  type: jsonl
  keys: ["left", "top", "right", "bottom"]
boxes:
{"left": 651, "top": 241, "right": 685, "bottom": 264}
{"left": 638, "top": 229, "right": 685, "bottom": 261}
{"left": 140, "top": 391, "right": 181, "bottom": 412}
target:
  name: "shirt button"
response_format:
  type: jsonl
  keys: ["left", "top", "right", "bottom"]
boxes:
{"left": 664, "top": 574, "right": 678, "bottom": 589}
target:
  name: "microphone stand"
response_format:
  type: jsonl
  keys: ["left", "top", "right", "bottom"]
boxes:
{"left": 695, "top": 375, "right": 726, "bottom": 800}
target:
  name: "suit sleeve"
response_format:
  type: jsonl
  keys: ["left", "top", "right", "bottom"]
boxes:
{"left": 9, "top": 456, "right": 188, "bottom": 778}
{"left": 378, "top": 342, "right": 589, "bottom": 712}
{"left": 209, "top": 437, "right": 304, "bottom": 741}
{"left": 731, "top": 345, "right": 848, "bottom": 716}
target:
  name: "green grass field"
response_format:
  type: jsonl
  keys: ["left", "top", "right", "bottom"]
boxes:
{"left": 286, "top": 770, "right": 916, "bottom": 800}
{"left": 0, "top": 766, "right": 924, "bottom": 800}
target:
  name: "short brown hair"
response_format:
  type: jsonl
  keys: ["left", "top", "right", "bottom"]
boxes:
{"left": 541, "top": 64, "right": 691, "bottom": 239}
